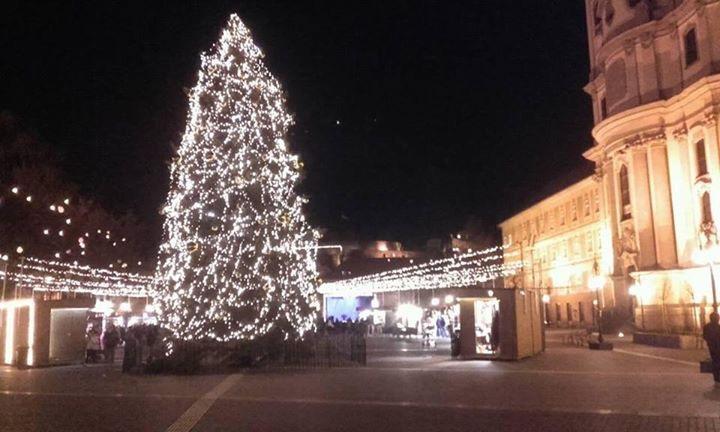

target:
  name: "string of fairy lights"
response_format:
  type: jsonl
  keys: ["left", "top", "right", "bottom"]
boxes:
{"left": 2, "top": 184, "right": 141, "bottom": 269}
{"left": 319, "top": 245, "right": 521, "bottom": 295}
{"left": 0, "top": 256, "right": 153, "bottom": 298}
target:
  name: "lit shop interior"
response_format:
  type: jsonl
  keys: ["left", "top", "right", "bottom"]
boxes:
{"left": 319, "top": 246, "right": 543, "bottom": 360}
{"left": 322, "top": 288, "right": 508, "bottom": 358}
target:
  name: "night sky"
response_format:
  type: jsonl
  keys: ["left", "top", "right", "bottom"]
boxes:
{"left": 1, "top": 1, "right": 594, "bottom": 247}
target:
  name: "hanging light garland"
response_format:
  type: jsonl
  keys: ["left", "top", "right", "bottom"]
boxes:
{"left": 0, "top": 256, "right": 152, "bottom": 297}
{"left": 2, "top": 184, "right": 140, "bottom": 268}
{"left": 319, "top": 245, "right": 521, "bottom": 295}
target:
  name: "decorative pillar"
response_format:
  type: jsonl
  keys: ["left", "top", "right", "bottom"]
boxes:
{"left": 647, "top": 139, "right": 678, "bottom": 268}
{"left": 598, "top": 159, "right": 619, "bottom": 275}
{"left": 629, "top": 142, "right": 658, "bottom": 269}
{"left": 667, "top": 126, "right": 697, "bottom": 266}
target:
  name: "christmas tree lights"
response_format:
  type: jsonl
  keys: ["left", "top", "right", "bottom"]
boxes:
{"left": 155, "top": 14, "right": 320, "bottom": 343}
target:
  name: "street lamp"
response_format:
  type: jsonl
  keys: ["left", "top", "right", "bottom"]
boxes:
{"left": 542, "top": 294, "right": 550, "bottom": 325}
{"left": 588, "top": 274, "right": 613, "bottom": 350}
{"left": 693, "top": 244, "right": 720, "bottom": 313}
{"left": 628, "top": 283, "right": 646, "bottom": 330}
{"left": 371, "top": 296, "right": 380, "bottom": 309}
{"left": 589, "top": 275, "right": 604, "bottom": 341}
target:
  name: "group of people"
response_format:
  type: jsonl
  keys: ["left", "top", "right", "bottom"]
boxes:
{"left": 85, "top": 322, "right": 160, "bottom": 372}
{"left": 321, "top": 316, "right": 369, "bottom": 335}
{"left": 85, "top": 323, "right": 121, "bottom": 364}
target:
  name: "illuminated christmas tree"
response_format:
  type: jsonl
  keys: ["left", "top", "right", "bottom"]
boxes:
{"left": 155, "top": 14, "right": 320, "bottom": 343}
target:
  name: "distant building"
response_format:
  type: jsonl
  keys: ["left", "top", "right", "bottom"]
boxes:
{"left": 499, "top": 177, "right": 605, "bottom": 327}
{"left": 318, "top": 239, "right": 425, "bottom": 282}
{"left": 501, "top": 0, "right": 720, "bottom": 333}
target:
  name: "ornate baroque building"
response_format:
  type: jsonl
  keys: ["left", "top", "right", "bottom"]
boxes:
{"left": 501, "top": 0, "right": 720, "bottom": 332}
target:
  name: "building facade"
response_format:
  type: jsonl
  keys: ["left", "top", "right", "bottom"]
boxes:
{"left": 499, "top": 177, "right": 609, "bottom": 327}
{"left": 502, "top": 0, "right": 720, "bottom": 333}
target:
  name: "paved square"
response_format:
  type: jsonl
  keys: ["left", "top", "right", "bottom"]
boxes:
{"left": 1, "top": 335, "right": 718, "bottom": 431}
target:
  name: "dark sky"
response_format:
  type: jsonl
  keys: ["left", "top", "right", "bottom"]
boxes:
{"left": 0, "top": 1, "right": 594, "bottom": 247}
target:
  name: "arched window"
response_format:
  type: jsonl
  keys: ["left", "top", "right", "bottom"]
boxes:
{"left": 619, "top": 165, "right": 631, "bottom": 220}
{"left": 702, "top": 192, "right": 713, "bottom": 225}
{"left": 685, "top": 28, "right": 699, "bottom": 67}
{"left": 696, "top": 139, "right": 708, "bottom": 176}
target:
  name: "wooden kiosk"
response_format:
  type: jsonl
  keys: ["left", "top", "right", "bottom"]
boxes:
{"left": 457, "top": 287, "right": 543, "bottom": 360}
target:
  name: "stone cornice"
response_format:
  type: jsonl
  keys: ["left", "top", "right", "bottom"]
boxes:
{"left": 623, "top": 130, "right": 667, "bottom": 149}
{"left": 672, "top": 124, "right": 689, "bottom": 140}
{"left": 702, "top": 110, "right": 718, "bottom": 126}
{"left": 590, "top": 75, "right": 720, "bottom": 151}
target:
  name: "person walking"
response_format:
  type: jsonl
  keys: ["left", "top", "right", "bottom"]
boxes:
{"left": 122, "top": 328, "right": 138, "bottom": 373}
{"left": 703, "top": 312, "right": 720, "bottom": 386}
{"left": 85, "top": 326, "right": 101, "bottom": 364}
{"left": 102, "top": 323, "right": 120, "bottom": 364}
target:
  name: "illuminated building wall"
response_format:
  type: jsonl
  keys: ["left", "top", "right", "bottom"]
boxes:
{"left": 502, "top": 0, "right": 720, "bottom": 332}
{"left": 499, "top": 177, "right": 609, "bottom": 325}
{"left": 585, "top": 0, "right": 720, "bottom": 332}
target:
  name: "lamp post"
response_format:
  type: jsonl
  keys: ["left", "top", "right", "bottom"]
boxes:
{"left": 1, "top": 254, "right": 8, "bottom": 302}
{"left": 589, "top": 273, "right": 613, "bottom": 350}
{"left": 629, "top": 283, "right": 645, "bottom": 330}
{"left": 590, "top": 275, "right": 605, "bottom": 343}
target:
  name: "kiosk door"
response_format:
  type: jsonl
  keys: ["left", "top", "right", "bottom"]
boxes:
{"left": 474, "top": 298, "right": 500, "bottom": 356}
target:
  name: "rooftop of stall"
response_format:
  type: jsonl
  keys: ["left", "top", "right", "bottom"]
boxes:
{"left": 457, "top": 287, "right": 543, "bottom": 361}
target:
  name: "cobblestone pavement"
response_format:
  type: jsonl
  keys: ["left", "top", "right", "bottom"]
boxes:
{"left": 1, "top": 335, "right": 719, "bottom": 431}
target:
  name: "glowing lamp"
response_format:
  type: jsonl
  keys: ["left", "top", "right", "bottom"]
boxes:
{"left": 370, "top": 297, "right": 380, "bottom": 309}
{"left": 694, "top": 245, "right": 720, "bottom": 265}
{"left": 15, "top": 246, "right": 23, "bottom": 254}
{"left": 542, "top": 294, "right": 551, "bottom": 304}
{"left": 431, "top": 297, "right": 440, "bottom": 306}
{"left": 445, "top": 294, "right": 455, "bottom": 304}
{"left": 589, "top": 275, "right": 604, "bottom": 292}
{"left": 91, "top": 299, "right": 114, "bottom": 315}
{"left": 358, "top": 309, "right": 372, "bottom": 320}
{"left": 488, "top": 290, "right": 494, "bottom": 297}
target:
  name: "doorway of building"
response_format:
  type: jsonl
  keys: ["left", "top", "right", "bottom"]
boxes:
{"left": 474, "top": 298, "right": 500, "bottom": 356}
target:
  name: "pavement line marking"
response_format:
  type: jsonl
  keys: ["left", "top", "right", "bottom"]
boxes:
{"left": 164, "top": 374, "right": 241, "bottom": 432}
{"left": 220, "top": 394, "right": 720, "bottom": 419}
{"left": 0, "top": 389, "right": 197, "bottom": 400}
{"left": 337, "top": 365, "right": 699, "bottom": 376}
{"left": 613, "top": 348, "right": 699, "bottom": 367}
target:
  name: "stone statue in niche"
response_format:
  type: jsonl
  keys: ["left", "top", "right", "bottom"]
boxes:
{"left": 616, "top": 225, "right": 639, "bottom": 273}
